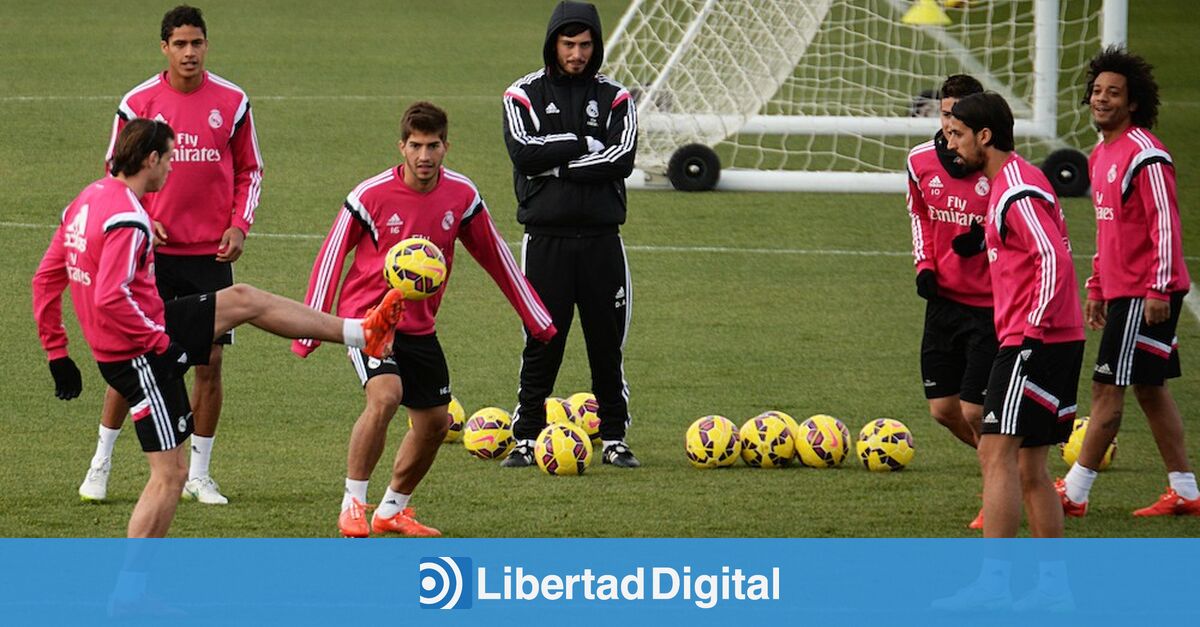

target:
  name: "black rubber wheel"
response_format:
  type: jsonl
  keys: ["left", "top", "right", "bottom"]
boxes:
{"left": 1041, "top": 148, "right": 1090, "bottom": 197}
{"left": 667, "top": 144, "right": 721, "bottom": 192}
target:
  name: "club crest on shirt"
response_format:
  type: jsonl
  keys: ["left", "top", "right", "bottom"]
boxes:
{"left": 975, "top": 176, "right": 990, "bottom": 197}
{"left": 442, "top": 210, "right": 455, "bottom": 231}
{"left": 208, "top": 109, "right": 223, "bottom": 129}
{"left": 586, "top": 99, "right": 599, "bottom": 127}
{"left": 1107, "top": 163, "right": 1117, "bottom": 183}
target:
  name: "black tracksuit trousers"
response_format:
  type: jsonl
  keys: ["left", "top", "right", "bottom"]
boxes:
{"left": 513, "top": 232, "right": 631, "bottom": 442}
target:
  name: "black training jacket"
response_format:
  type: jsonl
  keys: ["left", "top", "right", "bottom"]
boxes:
{"left": 502, "top": 1, "right": 638, "bottom": 236}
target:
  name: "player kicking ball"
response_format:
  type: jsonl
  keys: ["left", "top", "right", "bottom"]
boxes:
{"left": 293, "top": 101, "right": 554, "bottom": 538}
{"left": 32, "top": 119, "right": 405, "bottom": 537}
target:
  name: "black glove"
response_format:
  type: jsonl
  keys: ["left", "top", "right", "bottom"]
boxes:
{"left": 1020, "top": 336, "right": 1047, "bottom": 381}
{"left": 915, "top": 269, "right": 939, "bottom": 300}
{"left": 157, "top": 342, "right": 191, "bottom": 381}
{"left": 49, "top": 357, "right": 83, "bottom": 400}
{"left": 952, "top": 220, "right": 986, "bottom": 257}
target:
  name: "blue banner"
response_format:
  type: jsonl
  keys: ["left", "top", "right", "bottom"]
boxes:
{"left": 0, "top": 539, "right": 1196, "bottom": 625}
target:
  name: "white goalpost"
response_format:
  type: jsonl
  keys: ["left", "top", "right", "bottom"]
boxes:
{"left": 604, "top": 0, "right": 1129, "bottom": 193}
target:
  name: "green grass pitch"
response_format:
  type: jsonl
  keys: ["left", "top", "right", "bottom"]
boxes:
{"left": 0, "top": 1, "right": 1196, "bottom": 537}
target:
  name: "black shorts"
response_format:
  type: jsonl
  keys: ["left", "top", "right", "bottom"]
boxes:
{"left": 97, "top": 352, "right": 194, "bottom": 453}
{"left": 1092, "top": 293, "right": 1184, "bottom": 386}
{"left": 347, "top": 332, "right": 451, "bottom": 409}
{"left": 920, "top": 298, "right": 998, "bottom": 404}
{"left": 981, "top": 341, "right": 1084, "bottom": 447}
{"left": 164, "top": 293, "right": 217, "bottom": 366}
{"left": 155, "top": 253, "right": 234, "bottom": 345}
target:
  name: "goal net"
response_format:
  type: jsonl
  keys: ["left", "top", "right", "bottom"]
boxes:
{"left": 604, "top": 0, "right": 1123, "bottom": 192}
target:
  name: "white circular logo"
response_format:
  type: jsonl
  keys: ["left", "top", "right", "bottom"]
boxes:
{"left": 975, "top": 176, "right": 990, "bottom": 197}
{"left": 368, "top": 357, "right": 381, "bottom": 369}
{"left": 208, "top": 109, "right": 223, "bottom": 129}
{"left": 442, "top": 211, "right": 454, "bottom": 231}
{"left": 1107, "top": 163, "right": 1117, "bottom": 183}
{"left": 586, "top": 100, "right": 599, "bottom": 118}
{"left": 419, "top": 557, "right": 466, "bottom": 610}
{"left": 178, "top": 417, "right": 187, "bottom": 432}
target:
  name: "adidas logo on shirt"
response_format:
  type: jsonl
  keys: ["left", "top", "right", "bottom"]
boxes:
{"left": 545, "top": 102, "right": 560, "bottom": 114}
{"left": 386, "top": 213, "right": 403, "bottom": 233}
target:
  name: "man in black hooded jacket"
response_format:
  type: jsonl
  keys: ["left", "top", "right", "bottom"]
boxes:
{"left": 501, "top": 0, "right": 640, "bottom": 468}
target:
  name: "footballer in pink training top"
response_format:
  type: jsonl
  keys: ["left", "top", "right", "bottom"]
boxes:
{"left": 906, "top": 74, "right": 996, "bottom": 530}
{"left": 34, "top": 120, "right": 403, "bottom": 538}
{"left": 80, "top": 5, "right": 265, "bottom": 506}
{"left": 1059, "top": 47, "right": 1199, "bottom": 518}
{"left": 945, "top": 92, "right": 1085, "bottom": 541}
{"left": 292, "top": 102, "right": 555, "bottom": 538}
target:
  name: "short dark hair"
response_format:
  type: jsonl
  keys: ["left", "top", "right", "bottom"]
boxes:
{"left": 400, "top": 101, "right": 448, "bottom": 142}
{"left": 939, "top": 74, "right": 984, "bottom": 100}
{"left": 557, "top": 22, "right": 592, "bottom": 39}
{"left": 111, "top": 119, "right": 176, "bottom": 177}
{"left": 1084, "top": 45, "right": 1159, "bottom": 129}
{"left": 161, "top": 5, "right": 206, "bottom": 42}
{"left": 951, "top": 92, "right": 1014, "bottom": 152}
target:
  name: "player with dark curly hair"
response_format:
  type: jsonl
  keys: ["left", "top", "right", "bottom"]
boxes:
{"left": 1058, "top": 47, "right": 1196, "bottom": 518}
{"left": 1060, "top": 47, "right": 1190, "bottom": 516}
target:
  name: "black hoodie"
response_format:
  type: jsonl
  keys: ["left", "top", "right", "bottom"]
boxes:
{"left": 502, "top": 1, "right": 638, "bottom": 236}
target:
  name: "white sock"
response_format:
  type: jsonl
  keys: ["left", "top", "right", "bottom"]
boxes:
{"left": 1168, "top": 471, "right": 1199, "bottom": 500}
{"left": 1036, "top": 561, "right": 1069, "bottom": 595}
{"left": 93, "top": 425, "right": 121, "bottom": 467}
{"left": 977, "top": 558, "right": 1011, "bottom": 592}
{"left": 1064, "top": 463, "right": 1098, "bottom": 503}
{"left": 602, "top": 440, "right": 624, "bottom": 451}
{"left": 375, "top": 488, "right": 411, "bottom": 519}
{"left": 342, "top": 478, "right": 369, "bottom": 511}
{"left": 343, "top": 319, "right": 366, "bottom": 348}
{"left": 189, "top": 435, "right": 214, "bottom": 480}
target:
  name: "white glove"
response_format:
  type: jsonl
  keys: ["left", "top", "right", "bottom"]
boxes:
{"left": 586, "top": 136, "right": 605, "bottom": 153}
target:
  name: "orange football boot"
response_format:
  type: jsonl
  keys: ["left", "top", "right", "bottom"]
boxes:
{"left": 1054, "top": 478, "right": 1088, "bottom": 517}
{"left": 1133, "top": 488, "right": 1200, "bottom": 517}
{"left": 338, "top": 498, "right": 374, "bottom": 538}
{"left": 362, "top": 288, "right": 406, "bottom": 358}
{"left": 968, "top": 508, "right": 984, "bottom": 530}
{"left": 372, "top": 507, "right": 441, "bottom": 537}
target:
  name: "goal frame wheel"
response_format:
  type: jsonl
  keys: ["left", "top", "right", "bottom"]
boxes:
{"left": 667, "top": 144, "right": 721, "bottom": 192}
